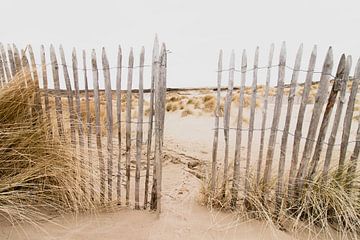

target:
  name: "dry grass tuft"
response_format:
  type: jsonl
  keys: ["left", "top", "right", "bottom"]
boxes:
{"left": 0, "top": 71, "right": 96, "bottom": 227}
{"left": 181, "top": 108, "right": 193, "bottom": 117}
{"left": 200, "top": 166, "right": 360, "bottom": 238}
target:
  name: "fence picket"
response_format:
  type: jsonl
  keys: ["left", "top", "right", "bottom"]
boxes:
{"left": 295, "top": 47, "right": 333, "bottom": 190}
{"left": 288, "top": 46, "right": 317, "bottom": 196}
{"left": 231, "top": 50, "right": 246, "bottom": 206}
{"left": 257, "top": 44, "right": 274, "bottom": 183}
{"left": 275, "top": 44, "right": 302, "bottom": 214}
{"left": 323, "top": 56, "right": 352, "bottom": 178}
{"left": 82, "top": 50, "right": 94, "bottom": 200}
{"left": 72, "top": 49, "right": 85, "bottom": 150}
{"left": 135, "top": 47, "right": 145, "bottom": 209}
{"left": 145, "top": 37, "right": 159, "bottom": 209}
{"left": 0, "top": 55, "right": 5, "bottom": 87}
{"left": 338, "top": 59, "right": 360, "bottom": 173}
{"left": 59, "top": 46, "right": 77, "bottom": 147}
{"left": 28, "top": 45, "right": 43, "bottom": 118}
{"left": 244, "top": 47, "right": 259, "bottom": 204}
{"left": 7, "top": 44, "right": 16, "bottom": 76}
{"left": 0, "top": 44, "right": 11, "bottom": 81}
{"left": 212, "top": 50, "right": 223, "bottom": 192}
{"left": 12, "top": 44, "right": 21, "bottom": 73}
{"left": 263, "top": 42, "right": 286, "bottom": 187}
{"left": 222, "top": 50, "right": 235, "bottom": 194}
{"left": 50, "top": 45, "right": 64, "bottom": 138}
{"left": 125, "top": 49, "right": 134, "bottom": 206}
{"left": 91, "top": 49, "right": 105, "bottom": 204}
{"left": 102, "top": 48, "right": 113, "bottom": 202}
{"left": 116, "top": 46, "right": 122, "bottom": 205}
{"left": 307, "top": 55, "right": 346, "bottom": 180}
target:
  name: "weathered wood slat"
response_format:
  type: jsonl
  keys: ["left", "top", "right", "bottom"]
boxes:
{"left": 50, "top": 45, "right": 64, "bottom": 138}
{"left": 263, "top": 42, "right": 286, "bottom": 187}
{"left": 323, "top": 56, "right": 352, "bottom": 178}
{"left": 222, "top": 50, "right": 235, "bottom": 194}
{"left": 244, "top": 47, "right": 259, "bottom": 204}
{"left": 20, "top": 50, "right": 31, "bottom": 86}
{"left": 102, "top": 48, "right": 113, "bottom": 202}
{"left": 295, "top": 47, "right": 333, "bottom": 190}
{"left": 72, "top": 48, "right": 86, "bottom": 196}
{"left": 12, "top": 44, "right": 21, "bottom": 73}
{"left": 257, "top": 44, "right": 274, "bottom": 183}
{"left": 145, "top": 37, "right": 159, "bottom": 209}
{"left": 231, "top": 50, "right": 247, "bottom": 206}
{"left": 155, "top": 43, "right": 167, "bottom": 214}
{"left": 275, "top": 44, "right": 303, "bottom": 215}
{"left": 0, "top": 43, "right": 12, "bottom": 81}
{"left": 7, "top": 44, "right": 16, "bottom": 76}
{"left": 116, "top": 46, "right": 122, "bottom": 205}
{"left": 72, "top": 49, "right": 85, "bottom": 149}
{"left": 82, "top": 50, "right": 94, "bottom": 200}
{"left": 347, "top": 105, "right": 360, "bottom": 186}
{"left": 0, "top": 55, "right": 6, "bottom": 87}
{"left": 28, "top": 45, "right": 43, "bottom": 119}
{"left": 135, "top": 47, "right": 145, "bottom": 209}
{"left": 212, "top": 50, "right": 223, "bottom": 192}
{"left": 91, "top": 49, "right": 105, "bottom": 204}
{"left": 59, "top": 46, "right": 77, "bottom": 147}
{"left": 41, "top": 45, "right": 52, "bottom": 130}
{"left": 288, "top": 46, "right": 317, "bottom": 196}
{"left": 338, "top": 59, "right": 360, "bottom": 174}
{"left": 307, "top": 55, "right": 346, "bottom": 180}
{"left": 125, "top": 49, "right": 134, "bottom": 206}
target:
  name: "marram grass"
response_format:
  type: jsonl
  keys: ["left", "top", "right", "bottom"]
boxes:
{"left": 0, "top": 70, "right": 97, "bottom": 227}
{"left": 200, "top": 167, "right": 360, "bottom": 239}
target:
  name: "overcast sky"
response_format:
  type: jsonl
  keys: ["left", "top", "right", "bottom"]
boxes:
{"left": 1, "top": 0, "right": 360, "bottom": 88}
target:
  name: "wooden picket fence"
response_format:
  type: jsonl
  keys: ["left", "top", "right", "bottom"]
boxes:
{"left": 0, "top": 37, "right": 167, "bottom": 212}
{"left": 211, "top": 43, "right": 360, "bottom": 210}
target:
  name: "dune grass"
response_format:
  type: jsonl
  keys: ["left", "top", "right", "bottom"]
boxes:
{"left": 0, "top": 71, "right": 97, "bottom": 227}
{"left": 199, "top": 166, "right": 360, "bottom": 239}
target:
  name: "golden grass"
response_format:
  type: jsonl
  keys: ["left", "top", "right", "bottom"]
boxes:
{"left": 199, "top": 166, "right": 360, "bottom": 238}
{"left": 0, "top": 71, "right": 96, "bottom": 226}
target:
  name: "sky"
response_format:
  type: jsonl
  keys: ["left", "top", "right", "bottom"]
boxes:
{"left": 1, "top": 0, "right": 360, "bottom": 89}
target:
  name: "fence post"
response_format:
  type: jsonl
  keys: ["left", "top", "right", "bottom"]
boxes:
{"left": 125, "top": 49, "right": 134, "bottom": 206}
{"left": 116, "top": 46, "right": 122, "bottom": 205}
{"left": 212, "top": 50, "right": 222, "bottom": 192}
{"left": 145, "top": 37, "right": 159, "bottom": 209}
{"left": 135, "top": 47, "right": 145, "bottom": 209}
{"left": 275, "top": 44, "right": 302, "bottom": 215}
{"left": 307, "top": 55, "right": 346, "bottom": 180}
{"left": 231, "top": 50, "right": 246, "bottom": 206}
{"left": 295, "top": 47, "right": 333, "bottom": 191}
{"left": 91, "top": 49, "right": 105, "bottom": 204}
